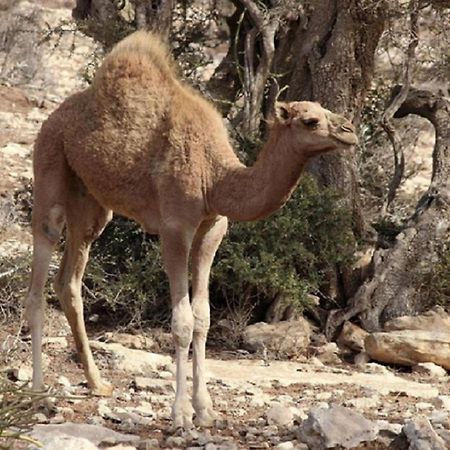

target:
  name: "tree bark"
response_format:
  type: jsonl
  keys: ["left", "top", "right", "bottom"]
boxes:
{"left": 326, "top": 87, "right": 450, "bottom": 336}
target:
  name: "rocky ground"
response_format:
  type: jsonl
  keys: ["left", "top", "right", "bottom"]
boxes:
{"left": 1, "top": 1, "right": 449, "bottom": 450}
{"left": 1, "top": 306, "right": 449, "bottom": 450}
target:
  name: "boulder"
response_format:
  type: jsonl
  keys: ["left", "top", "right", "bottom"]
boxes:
{"left": 403, "top": 417, "right": 447, "bottom": 450}
{"left": 384, "top": 306, "right": 450, "bottom": 332}
{"left": 338, "top": 321, "right": 369, "bottom": 352}
{"left": 298, "top": 405, "right": 379, "bottom": 449}
{"left": 243, "top": 319, "right": 311, "bottom": 357}
{"left": 365, "top": 330, "right": 450, "bottom": 369}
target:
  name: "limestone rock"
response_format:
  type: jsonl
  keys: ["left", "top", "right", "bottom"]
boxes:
{"left": 338, "top": 321, "right": 369, "bottom": 352}
{"left": 384, "top": 306, "right": 450, "bottom": 332}
{"left": 298, "top": 405, "right": 379, "bottom": 449}
{"left": 30, "top": 423, "right": 139, "bottom": 447}
{"left": 103, "top": 332, "right": 155, "bottom": 350}
{"left": 34, "top": 435, "right": 99, "bottom": 450}
{"left": 89, "top": 341, "right": 171, "bottom": 374}
{"left": 266, "top": 403, "right": 294, "bottom": 427}
{"left": 365, "top": 330, "right": 450, "bottom": 369}
{"left": 243, "top": 319, "right": 311, "bottom": 357}
{"left": 412, "top": 362, "right": 448, "bottom": 378}
{"left": 134, "top": 376, "right": 174, "bottom": 394}
{"left": 403, "top": 417, "right": 447, "bottom": 450}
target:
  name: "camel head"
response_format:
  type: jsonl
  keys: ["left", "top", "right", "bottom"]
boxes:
{"left": 273, "top": 101, "right": 358, "bottom": 156}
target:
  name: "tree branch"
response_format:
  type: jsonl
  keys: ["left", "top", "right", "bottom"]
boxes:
{"left": 380, "top": 0, "right": 419, "bottom": 216}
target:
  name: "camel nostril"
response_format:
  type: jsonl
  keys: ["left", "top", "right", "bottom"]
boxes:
{"left": 341, "top": 124, "right": 355, "bottom": 133}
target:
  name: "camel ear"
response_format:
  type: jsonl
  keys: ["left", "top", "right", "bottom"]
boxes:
{"left": 274, "top": 102, "right": 291, "bottom": 124}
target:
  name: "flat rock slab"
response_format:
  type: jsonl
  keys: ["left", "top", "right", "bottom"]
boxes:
{"left": 90, "top": 341, "right": 171, "bottom": 374}
{"left": 30, "top": 423, "right": 139, "bottom": 447}
{"left": 203, "top": 359, "right": 439, "bottom": 398}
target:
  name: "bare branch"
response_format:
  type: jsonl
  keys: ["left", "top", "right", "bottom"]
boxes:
{"left": 380, "top": 0, "right": 419, "bottom": 216}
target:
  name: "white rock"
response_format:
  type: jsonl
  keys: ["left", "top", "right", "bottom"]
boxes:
{"left": 39, "top": 436, "right": 98, "bottom": 450}
{"left": 274, "top": 442, "right": 295, "bottom": 450}
{"left": 434, "top": 395, "right": 450, "bottom": 411}
{"left": 57, "top": 375, "right": 72, "bottom": 388}
{"left": 316, "top": 392, "right": 332, "bottom": 401}
{"left": 347, "top": 396, "right": 380, "bottom": 410}
{"left": 403, "top": 417, "right": 447, "bottom": 450}
{"left": 416, "top": 402, "right": 433, "bottom": 411}
{"left": 266, "top": 403, "right": 294, "bottom": 426}
{"left": 12, "top": 365, "right": 32, "bottom": 381}
{"left": 89, "top": 341, "right": 171, "bottom": 374}
{"left": 134, "top": 376, "right": 174, "bottom": 393}
{"left": 299, "top": 405, "right": 379, "bottom": 450}
{"left": 412, "top": 362, "right": 448, "bottom": 378}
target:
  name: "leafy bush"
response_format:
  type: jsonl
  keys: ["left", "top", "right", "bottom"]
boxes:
{"left": 84, "top": 175, "right": 354, "bottom": 330}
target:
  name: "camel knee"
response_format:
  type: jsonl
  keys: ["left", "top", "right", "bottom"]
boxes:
{"left": 172, "top": 301, "right": 194, "bottom": 348}
{"left": 193, "top": 297, "right": 210, "bottom": 336}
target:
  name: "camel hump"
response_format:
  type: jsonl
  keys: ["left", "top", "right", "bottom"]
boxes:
{"left": 93, "top": 31, "right": 178, "bottom": 91}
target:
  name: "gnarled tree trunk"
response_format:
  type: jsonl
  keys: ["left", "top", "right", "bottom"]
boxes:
{"left": 326, "top": 88, "right": 450, "bottom": 336}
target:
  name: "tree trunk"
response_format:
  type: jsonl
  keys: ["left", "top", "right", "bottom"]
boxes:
{"left": 274, "top": 0, "right": 387, "bottom": 304}
{"left": 326, "top": 88, "right": 450, "bottom": 336}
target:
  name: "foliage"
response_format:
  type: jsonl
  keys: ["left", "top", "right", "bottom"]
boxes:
{"left": 84, "top": 218, "right": 170, "bottom": 328}
{"left": 212, "top": 175, "right": 355, "bottom": 321}
{"left": 83, "top": 176, "right": 354, "bottom": 329}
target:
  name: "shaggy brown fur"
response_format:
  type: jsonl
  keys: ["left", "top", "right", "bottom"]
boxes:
{"left": 25, "top": 31, "right": 358, "bottom": 429}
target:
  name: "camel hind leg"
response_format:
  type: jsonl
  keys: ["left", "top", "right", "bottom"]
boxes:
{"left": 25, "top": 134, "right": 68, "bottom": 391}
{"left": 54, "top": 176, "right": 112, "bottom": 396}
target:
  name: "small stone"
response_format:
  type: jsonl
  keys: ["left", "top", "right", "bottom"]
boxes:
{"left": 34, "top": 413, "right": 49, "bottom": 424}
{"left": 86, "top": 416, "right": 105, "bottom": 426}
{"left": 275, "top": 442, "right": 295, "bottom": 450}
{"left": 49, "top": 413, "right": 65, "bottom": 424}
{"left": 165, "top": 436, "right": 185, "bottom": 447}
{"left": 416, "top": 402, "right": 433, "bottom": 411}
{"left": 347, "top": 396, "right": 380, "bottom": 410}
{"left": 11, "top": 365, "right": 32, "bottom": 381}
{"left": 266, "top": 403, "right": 293, "bottom": 427}
{"left": 364, "top": 362, "right": 390, "bottom": 374}
{"left": 138, "top": 438, "right": 160, "bottom": 449}
{"left": 433, "top": 395, "right": 450, "bottom": 411}
{"left": 412, "top": 362, "right": 448, "bottom": 378}
{"left": 57, "top": 375, "right": 72, "bottom": 388}
{"left": 316, "top": 392, "right": 332, "bottom": 401}
{"left": 134, "top": 376, "right": 174, "bottom": 394}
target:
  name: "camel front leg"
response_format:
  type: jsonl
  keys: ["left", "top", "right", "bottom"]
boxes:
{"left": 191, "top": 217, "right": 228, "bottom": 427}
{"left": 161, "top": 224, "right": 195, "bottom": 429}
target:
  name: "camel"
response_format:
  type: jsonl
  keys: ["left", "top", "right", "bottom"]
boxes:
{"left": 24, "top": 31, "right": 358, "bottom": 429}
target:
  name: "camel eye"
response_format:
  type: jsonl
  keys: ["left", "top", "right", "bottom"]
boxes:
{"left": 302, "top": 117, "right": 320, "bottom": 128}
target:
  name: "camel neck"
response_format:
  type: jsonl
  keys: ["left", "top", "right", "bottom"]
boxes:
{"left": 209, "top": 127, "right": 308, "bottom": 221}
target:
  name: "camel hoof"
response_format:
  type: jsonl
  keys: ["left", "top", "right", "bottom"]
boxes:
{"left": 194, "top": 408, "right": 218, "bottom": 428}
{"left": 91, "top": 380, "right": 113, "bottom": 397}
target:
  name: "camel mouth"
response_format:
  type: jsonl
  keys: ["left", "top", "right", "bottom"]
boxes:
{"left": 336, "top": 133, "right": 359, "bottom": 146}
